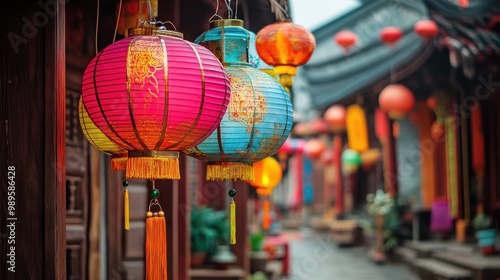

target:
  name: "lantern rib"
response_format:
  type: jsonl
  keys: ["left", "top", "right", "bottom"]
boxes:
{"left": 79, "top": 97, "right": 110, "bottom": 155}
{"left": 126, "top": 36, "right": 149, "bottom": 150}
{"left": 91, "top": 49, "right": 136, "bottom": 150}
{"left": 153, "top": 37, "right": 170, "bottom": 150}
{"left": 164, "top": 40, "right": 207, "bottom": 150}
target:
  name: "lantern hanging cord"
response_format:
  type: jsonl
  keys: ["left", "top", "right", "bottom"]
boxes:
{"left": 209, "top": 0, "right": 223, "bottom": 22}
{"left": 225, "top": 0, "right": 233, "bottom": 19}
{"left": 147, "top": 0, "right": 157, "bottom": 25}
{"left": 270, "top": 0, "right": 290, "bottom": 20}
{"left": 235, "top": 0, "right": 239, "bottom": 19}
{"left": 95, "top": 0, "right": 100, "bottom": 54}
{"left": 112, "top": 0, "right": 123, "bottom": 43}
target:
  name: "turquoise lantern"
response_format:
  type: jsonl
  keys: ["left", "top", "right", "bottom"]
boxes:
{"left": 184, "top": 19, "right": 293, "bottom": 181}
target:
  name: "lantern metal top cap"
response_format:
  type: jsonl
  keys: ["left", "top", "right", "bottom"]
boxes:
{"left": 128, "top": 27, "right": 184, "bottom": 39}
{"left": 210, "top": 19, "right": 244, "bottom": 28}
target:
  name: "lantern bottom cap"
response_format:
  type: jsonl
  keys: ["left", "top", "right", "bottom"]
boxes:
{"left": 274, "top": 65, "right": 297, "bottom": 76}
{"left": 126, "top": 153, "right": 180, "bottom": 180}
{"left": 207, "top": 162, "right": 254, "bottom": 181}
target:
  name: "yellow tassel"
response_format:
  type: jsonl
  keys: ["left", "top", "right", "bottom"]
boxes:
{"left": 146, "top": 215, "right": 167, "bottom": 280}
{"left": 263, "top": 200, "right": 270, "bottom": 231}
{"left": 111, "top": 157, "right": 127, "bottom": 171}
{"left": 126, "top": 157, "right": 180, "bottom": 180}
{"left": 124, "top": 189, "right": 130, "bottom": 230}
{"left": 207, "top": 163, "right": 254, "bottom": 181}
{"left": 230, "top": 200, "right": 236, "bottom": 245}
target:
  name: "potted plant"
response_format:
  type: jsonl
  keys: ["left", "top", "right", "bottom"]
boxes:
{"left": 249, "top": 231, "right": 269, "bottom": 273}
{"left": 206, "top": 210, "right": 237, "bottom": 269}
{"left": 190, "top": 207, "right": 217, "bottom": 267}
{"left": 472, "top": 213, "right": 496, "bottom": 255}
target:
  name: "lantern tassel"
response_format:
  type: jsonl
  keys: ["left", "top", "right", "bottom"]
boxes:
{"left": 207, "top": 163, "right": 254, "bottom": 181}
{"left": 230, "top": 199, "right": 236, "bottom": 244}
{"left": 263, "top": 199, "right": 270, "bottom": 231}
{"left": 124, "top": 188, "right": 130, "bottom": 230}
{"left": 111, "top": 157, "right": 127, "bottom": 171}
{"left": 126, "top": 157, "right": 180, "bottom": 179}
{"left": 146, "top": 215, "right": 167, "bottom": 280}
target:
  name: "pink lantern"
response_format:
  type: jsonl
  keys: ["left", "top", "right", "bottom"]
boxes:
{"left": 324, "top": 105, "right": 347, "bottom": 133}
{"left": 380, "top": 26, "right": 403, "bottom": 46}
{"left": 414, "top": 20, "right": 439, "bottom": 41}
{"left": 320, "top": 150, "right": 334, "bottom": 165}
{"left": 334, "top": 30, "right": 358, "bottom": 52}
{"left": 304, "top": 139, "right": 326, "bottom": 160}
{"left": 310, "top": 118, "right": 329, "bottom": 135}
{"left": 82, "top": 29, "right": 231, "bottom": 179}
{"left": 378, "top": 84, "right": 415, "bottom": 119}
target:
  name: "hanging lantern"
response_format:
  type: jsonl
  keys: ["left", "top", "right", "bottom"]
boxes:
{"left": 184, "top": 19, "right": 293, "bottom": 181}
{"left": 79, "top": 97, "right": 128, "bottom": 171}
{"left": 248, "top": 157, "right": 282, "bottom": 230}
{"left": 379, "top": 84, "right": 415, "bottom": 119}
{"left": 324, "top": 105, "right": 346, "bottom": 133}
{"left": 292, "top": 122, "right": 311, "bottom": 137}
{"left": 346, "top": 104, "right": 369, "bottom": 153}
{"left": 276, "top": 138, "right": 293, "bottom": 169}
{"left": 310, "top": 118, "right": 329, "bottom": 135}
{"left": 431, "top": 121, "right": 445, "bottom": 142}
{"left": 458, "top": 0, "right": 469, "bottom": 8}
{"left": 256, "top": 20, "right": 316, "bottom": 87}
{"left": 81, "top": 27, "right": 231, "bottom": 180}
{"left": 304, "top": 139, "right": 326, "bottom": 160}
{"left": 248, "top": 30, "right": 261, "bottom": 68}
{"left": 426, "top": 96, "right": 438, "bottom": 109}
{"left": 414, "top": 20, "right": 439, "bottom": 41}
{"left": 341, "top": 149, "right": 362, "bottom": 173}
{"left": 320, "top": 150, "right": 334, "bottom": 165}
{"left": 334, "top": 30, "right": 358, "bottom": 53}
{"left": 361, "top": 149, "right": 381, "bottom": 170}
{"left": 380, "top": 26, "right": 403, "bottom": 46}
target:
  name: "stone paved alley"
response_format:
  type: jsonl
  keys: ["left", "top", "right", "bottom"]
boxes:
{"left": 287, "top": 229, "right": 420, "bottom": 280}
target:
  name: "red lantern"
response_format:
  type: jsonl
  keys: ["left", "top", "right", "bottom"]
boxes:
{"left": 293, "top": 122, "right": 311, "bottom": 136}
{"left": 334, "top": 30, "right": 357, "bottom": 52}
{"left": 304, "top": 139, "right": 326, "bottom": 160}
{"left": 310, "top": 118, "right": 329, "bottom": 135}
{"left": 82, "top": 28, "right": 231, "bottom": 179}
{"left": 324, "top": 105, "right": 346, "bottom": 133}
{"left": 380, "top": 26, "right": 403, "bottom": 46}
{"left": 378, "top": 84, "right": 415, "bottom": 119}
{"left": 458, "top": 0, "right": 469, "bottom": 8}
{"left": 431, "top": 121, "right": 445, "bottom": 142}
{"left": 414, "top": 20, "right": 439, "bottom": 41}
{"left": 320, "top": 150, "right": 334, "bottom": 165}
{"left": 427, "top": 96, "right": 438, "bottom": 109}
{"left": 256, "top": 20, "right": 316, "bottom": 87}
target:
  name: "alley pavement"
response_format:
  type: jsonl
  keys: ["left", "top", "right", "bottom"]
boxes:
{"left": 286, "top": 228, "right": 420, "bottom": 280}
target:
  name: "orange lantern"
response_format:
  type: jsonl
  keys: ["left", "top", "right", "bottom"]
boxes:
{"left": 310, "top": 118, "right": 329, "bottom": 135}
{"left": 361, "top": 149, "right": 381, "bottom": 170}
{"left": 378, "top": 84, "right": 415, "bottom": 119}
{"left": 414, "top": 20, "right": 439, "bottom": 41}
{"left": 249, "top": 157, "right": 283, "bottom": 230}
{"left": 324, "top": 105, "right": 346, "bottom": 133}
{"left": 293, "top": 122, "right": 312, "bottom": 137}
{"left": 304, "top": 139, "right": 326, "bottom": 160}
{"left": 334, "top": 30, "right": 357, "bottom": 53}
{"left": 256, "top": 20, "right": 316, "bottom": 87}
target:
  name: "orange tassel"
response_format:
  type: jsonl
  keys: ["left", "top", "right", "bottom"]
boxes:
{"left": 146, "top": 215, "right": 167, "bottom": 280}
{"left": 263, "top": 199, "right": 270, "bottom": 230}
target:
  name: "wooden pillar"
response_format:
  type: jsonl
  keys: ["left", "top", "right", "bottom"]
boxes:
{"left": 333, "top": 135, "right": 344, "bottom": 214}
{"left": 0, "top": 0, "right": 66, "bottom": 279}
{"left": 386, "top": 118, "right": 399, "bottom": 196}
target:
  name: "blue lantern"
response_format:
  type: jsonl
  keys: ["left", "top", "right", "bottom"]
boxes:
{"left": 184, "top": 19, "right": 293, "bottom": 181}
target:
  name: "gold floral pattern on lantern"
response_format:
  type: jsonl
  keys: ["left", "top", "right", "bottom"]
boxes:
{"left": 228, "top": 79, "right": 267, "bottom": 131}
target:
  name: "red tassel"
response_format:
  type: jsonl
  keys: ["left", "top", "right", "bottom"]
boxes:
{"left": 263, "top": 199, "right": 270, "bottom": 230}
